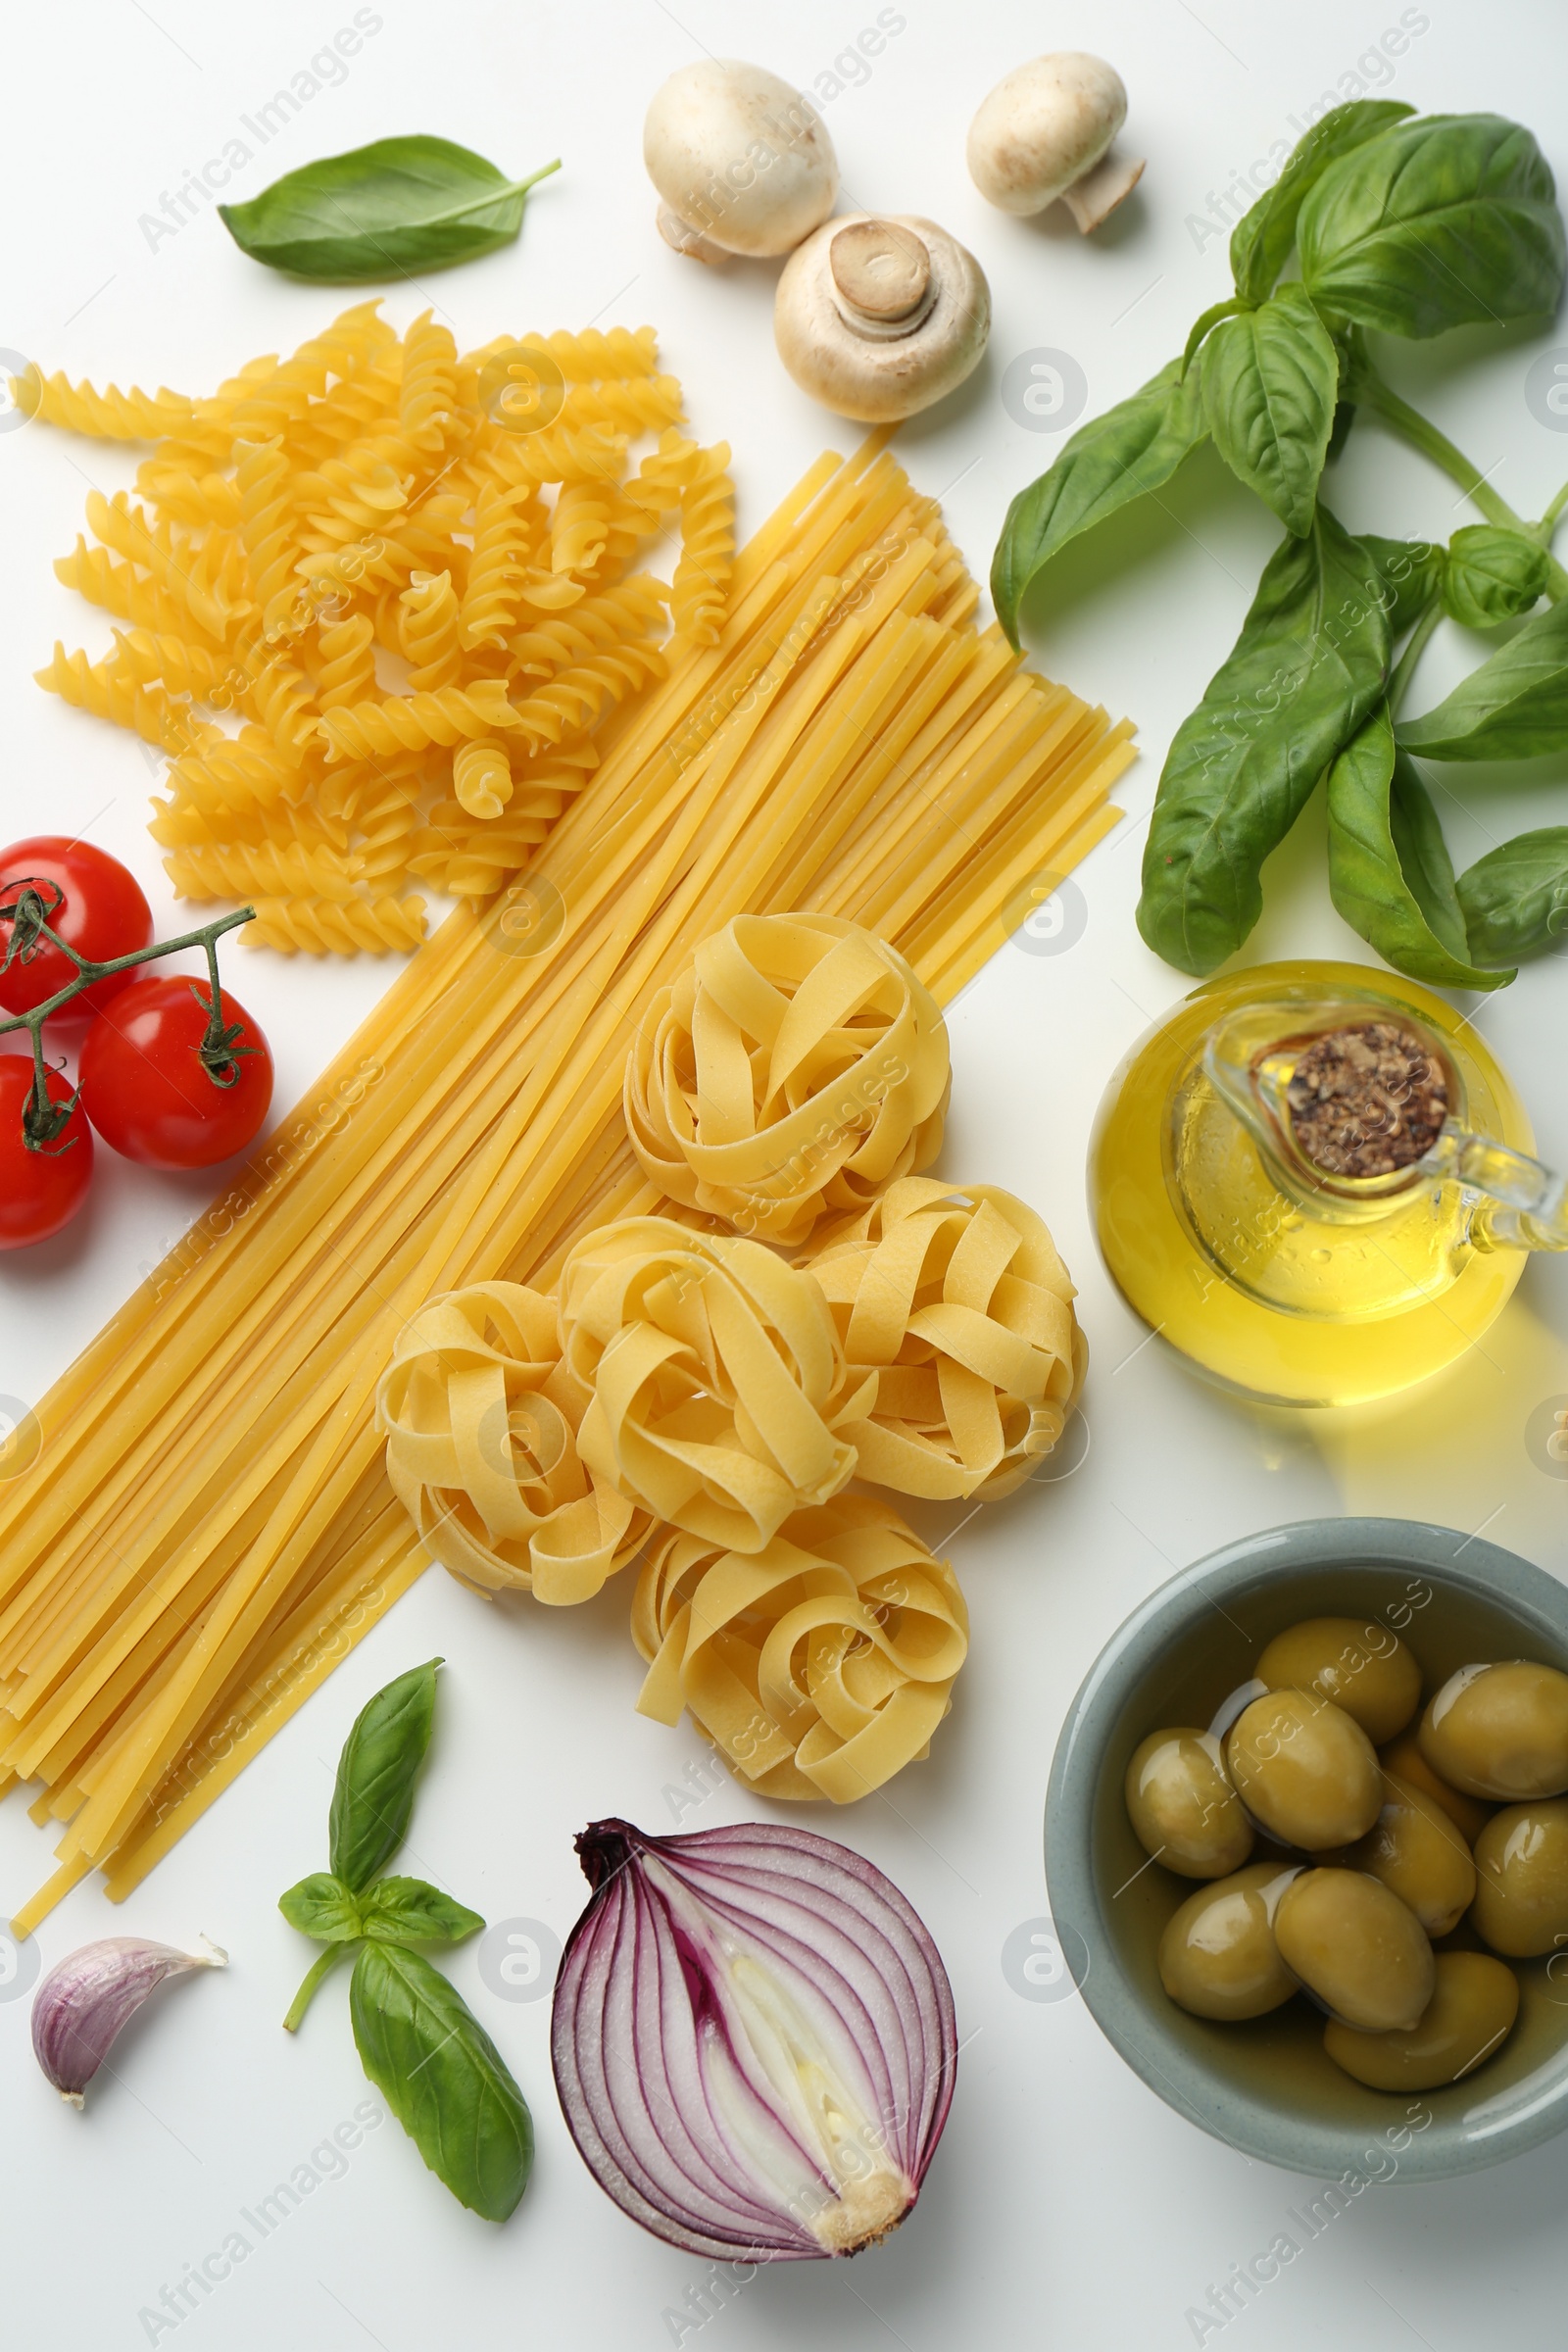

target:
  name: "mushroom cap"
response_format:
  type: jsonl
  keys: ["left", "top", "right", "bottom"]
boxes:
{"left": 967, "top": 52, "right": 1128, "bottom": 216}
{"left": 644, "top": 59, "right": 839, "bottom": 258}
{"left": 774, "top": 214, "right": 991, "bottom": 423}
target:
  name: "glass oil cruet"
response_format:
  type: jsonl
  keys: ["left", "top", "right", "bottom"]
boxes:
{"left": 1088, "top": 960, "right": 1568, "bottom": 1407}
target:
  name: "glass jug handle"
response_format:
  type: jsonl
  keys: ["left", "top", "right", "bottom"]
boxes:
{"left": 1426, "top": 1128, "right": 1568, "bottom": 1252}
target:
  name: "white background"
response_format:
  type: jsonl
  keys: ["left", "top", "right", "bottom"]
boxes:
{"left": 3, "top": 3, "right": 1568, "bottom": 2346}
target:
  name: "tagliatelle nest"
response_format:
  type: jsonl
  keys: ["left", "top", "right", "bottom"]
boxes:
{"left": 805, "top": 1179, "right": 1087, "bottom": 1500}
{"left": 624, "top": 912, "right": 951, "bottom": 1248}
{"left": 377, "top": 1281, "right": 650, "bottom": 1603}
{"left": 558, "top": 1217, "right": 873, "bottom": 1555}
{"left": 632, "top": 1494, "right": 969, "bottom": 1802}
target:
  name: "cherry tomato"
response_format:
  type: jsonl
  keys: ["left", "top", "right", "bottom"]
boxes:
{"left": 0, "top": 1058, "right": 94, "bottom": 1247}
{"left": 78, "top": 976, "right": 273, "bottom": 1169}
{"left": 0, "top": 837, "right": 154, "bottom": 1022}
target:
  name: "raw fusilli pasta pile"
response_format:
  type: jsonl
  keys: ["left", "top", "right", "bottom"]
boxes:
{"left": 20, "top": 306, "right": 736, "bottom": 956}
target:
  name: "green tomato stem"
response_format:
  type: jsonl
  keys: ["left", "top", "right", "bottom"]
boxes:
{"left": 1386, "top": 596, "right": 1446, "bottom": 721}
{"left": 282, "top": 1940, "right": 354, "bottom": 2033}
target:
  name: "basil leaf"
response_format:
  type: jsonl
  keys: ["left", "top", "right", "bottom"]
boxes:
{"left": 1359, "top": 535, "right": 1445, "bottom": 642}
{"left": 1298, "top": 114, "right": 1567, "bottom": 339}
{"left": 361, "top": 1878, "right": 486, "bottom": 1946}
{"left": 351, "top": 1941, "right": 532, "bottom": 2221}
{"left": 1138, "top": 505, "right": 1393, "bottom": 973}
{"left": 1326, "top": 706, "right": 1511, "bottom": 988}
{"left": 1442, "top": 525, "right": 1549, "bottom": 629}
{"left": 991, "top": 356, "right": 1208, "bottom": 646}
{"left": 1230, "top": 100, "right": 1416, "bottom": 306}
{"left": 1396, "top": 596, "right": 1568, "bottom": 760}
{"left": 1457, "top": 827, "right": 1568, "bottom": 963}
{"left": 1202, "top": 283, "right": 1339, "bottom": 536}
{"left": 279, "top": 1872, "right": 365, "bottom": 1943}
{"left": 219, "top": 138, "right": 561, "bottom": 281}
{"left": 329, "top": 1658, "right": 442, "bottom": 1893}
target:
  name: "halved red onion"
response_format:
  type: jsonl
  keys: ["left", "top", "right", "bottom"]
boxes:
{"left": 551, "top": 1818, "right": 957, "bottom": 2261}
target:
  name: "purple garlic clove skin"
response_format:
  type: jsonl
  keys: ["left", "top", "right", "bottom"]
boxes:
{"left": 31, "top": 1935, "right": 227, "bottom": 2107}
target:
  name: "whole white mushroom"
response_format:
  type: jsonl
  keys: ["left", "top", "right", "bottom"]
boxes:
{"left": 644, "top": 59, "right": 839, "bottom": 263}
{"left": 774, "top": 214, "right": 990, "bottom": 422}
{"left": 967, "top": 53, "right": 1145, "bottom": 231}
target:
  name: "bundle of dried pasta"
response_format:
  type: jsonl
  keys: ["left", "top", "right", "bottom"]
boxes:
{"left": 379, "top": 1282, "right": 648, "bottom": 1604}
{"left": 558, "top": 1219, "right": 875, "bottom": 1554}
{"left": 806, "top": 1179, "right": 1087, "bottom": 1498}
{"left": 24, "top": 307, "right": 733, "bottom": 952}
{"left": 624, "top": 913, "right": 951, "bottom": 1246}
{"left": 631, "top": 1495, "right": 968, "bottom": 1802}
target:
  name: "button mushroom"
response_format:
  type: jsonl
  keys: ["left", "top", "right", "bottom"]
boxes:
{"left": 774, "top": 214, "right": 990, "bottom": 422}
{"left": 644, "top": 59, "right": 839, "bottom": 264}
{"left": 967, "top": 53, "right": 1145, "bottom": 231}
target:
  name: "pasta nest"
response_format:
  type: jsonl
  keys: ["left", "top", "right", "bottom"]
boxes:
{"left": 558, "top": 1216, "right": 874, "bottom": 1555}
{"left": 631, "top": 1494, "right": 969, "bottom": 1803}
{"left": 377, "top": 1281, "right": 649, "bottom": 1604}
{"left": 624, "top": 912, "right": 951, "bottom": 1249}
{"left": 805, "top": 1178, "right": 1087, "bottom": 1501}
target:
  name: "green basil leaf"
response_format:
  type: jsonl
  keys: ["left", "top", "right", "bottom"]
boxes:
{"left": 1441, "top": 524, "right": 1550, "bottom": 629}
{"left": 329, "top": 1658, "right": 442, "bottom": 1893}
{"left": 1396, "top": 596, "right": 1568, "bottom": 760}
{"left": 1299, "top": 114, "right": 1567, "bottom": 338}
{"left": 1230, "top": 100, "right": 1416, "bottom": 306}
{"left": 361, "top": 1878, "right": 486, "bottom": 1946}
{"left": 351, "top": 1942, "right": 532, "bottom": 2221}
{"left": 1326, "top": 705, "right": 1511, "bottom": 988}
{"left": 1456, "top": 827, "right": 1568, "bottom": 962}
{"left": 1137, "top": 504, "right": 1393, "bottom": 973}
{"left": 990, "top": 356, "right": 1208, "bottom": 647}
{"left": 1359, "top": 535, "right": 1445, "bottom": 642}
{"left": 279, "top": 1872, "right": 364, "bottom": 1943}
{"left": 219, "top": 138, "right": 561, "bottom": 281}
{"left": 1202, "top": 283, "right": 1339, "bottom": 536}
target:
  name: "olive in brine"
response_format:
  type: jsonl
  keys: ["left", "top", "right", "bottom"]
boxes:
{"left": 1379, "top": 1730, "right": 1494, "bottom": 1846}
{"left": 1471, "top": 1798, "right": 1568, "bottom": 1957}
{"left": 1419, "top": 1660, "right": 1568, "bottom": 1801}
{"left": 1157, "top": 1863, "right": 1300, "bottom": 2021}
{"left": 1343, "top": 1776, "right": 1477, "bottom": 1937}
{"left": 1256, "top": 1616, "right": 1420, "bottom": 1744}
{"left": 1125, "top": 1728, "right": 1253, "bottom": 1878}
{"left": 1324, "top": 1951, "right": 1519, "bottom": 2092}
{"left": 1273, "top": 1867, "right": 1435, "bottom": 2033}
{"left": 1225, "top": 1690, "right": 1382, "bottom": 1850}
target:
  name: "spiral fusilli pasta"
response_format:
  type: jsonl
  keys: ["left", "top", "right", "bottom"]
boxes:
{"left": 243, "top": 895, "right": 428, "bottom": 956}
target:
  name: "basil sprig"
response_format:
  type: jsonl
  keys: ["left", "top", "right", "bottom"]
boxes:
{"left": 279, "top": 1659, "right": 533, "bottom": 2223}
{"left": 219, "top": 136, "right": 561, "bottom": 280}
{"left": 992, "top": 101, "right": 1568, "bottom": 983}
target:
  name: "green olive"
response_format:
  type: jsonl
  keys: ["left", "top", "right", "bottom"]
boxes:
{"left": 1343, "top": 1774, "right": 1477, "bottom": 1936}
{"left": 1472, "top": 1797, "right": 1568, "bottom": 1958}
{"left": 1379, "top": 1730, "right": 1494, "bottom": 1846}
{"left": 1273, "top": 1867, "right": 1435, "bottom": 2032}
{"left": 1124, "top": 1728, "right": 1253, "bottom": 1879}
{"left": 1419, "top": 1660, "right": 1568, "bottom": 1800}
{"left": 1157, "top": 1863, "right": 1300, "bottom": 2021}
{"left": 1323, "top": 1951, "right": 1520, "bottom": 2091}
{"left": 1256, "top": 1616, "right": 1420, "bottom": 1743}
{"left": 1225, "top": 1690, "right": 1382, "bottom": 1850}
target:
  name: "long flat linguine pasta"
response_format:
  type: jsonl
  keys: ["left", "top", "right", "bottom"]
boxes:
{"left": 0, "top": 380, "right": 1131, "bottom": 1922}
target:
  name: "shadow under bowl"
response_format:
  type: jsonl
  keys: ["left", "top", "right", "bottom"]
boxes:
{"left": 1045, "top": 1516, "right": 1568, "bottom": 2181}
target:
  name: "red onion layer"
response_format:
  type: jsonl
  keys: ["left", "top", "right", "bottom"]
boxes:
{"left": 551, "top": 1817, "right": 957, "bottom": 2261}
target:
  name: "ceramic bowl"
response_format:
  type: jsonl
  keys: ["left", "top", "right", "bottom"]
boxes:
{"left": 1045, "top": 1516, "right": 1568, "bottom": 2181}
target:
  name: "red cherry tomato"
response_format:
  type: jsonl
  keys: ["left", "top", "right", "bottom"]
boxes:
{"left": 78, "top": 976, "right": 273, "bottom": 1169}
{"left": 0, "top": 837, "right": 154, "bottom": 1022}
{"left": 0, "top": 1058, "right": 94, "bottom": 1247}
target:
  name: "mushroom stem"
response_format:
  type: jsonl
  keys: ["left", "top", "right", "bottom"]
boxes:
{"left": 1061, "top": 149, "right": 1145, "bottom": 233}
{"left": 829, "top": 220, "right": 938, "bottom": 341}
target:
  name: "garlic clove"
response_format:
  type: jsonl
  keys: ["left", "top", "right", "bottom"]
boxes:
{"left": 31, "top": 1934, "right": 227, "bottom": 2107}
{"left": 1061, "top": 149, "right": 1146, "bottom": 233}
